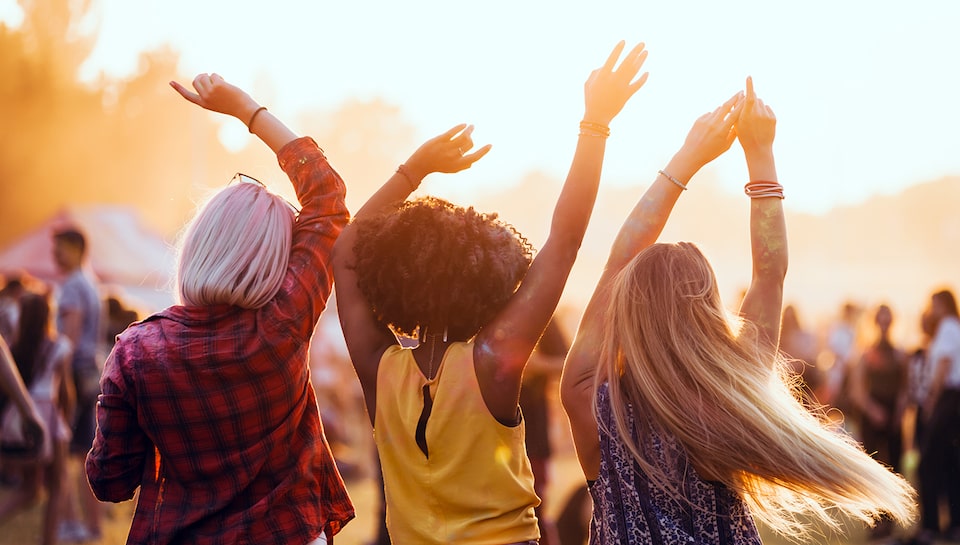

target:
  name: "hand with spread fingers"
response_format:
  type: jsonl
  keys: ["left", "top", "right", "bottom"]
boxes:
{"left": 404, "top": 124, "right": 492, "bottom": 180}
{"left": 583, "top": 41, "right": 650, "bottom": 126}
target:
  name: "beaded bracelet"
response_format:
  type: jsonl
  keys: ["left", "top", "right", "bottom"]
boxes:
{"left": 396, "top": 164, "right": 419, "bottom": 191}
{"left": 658, "top": 170, "right": 687, "bottom": 191}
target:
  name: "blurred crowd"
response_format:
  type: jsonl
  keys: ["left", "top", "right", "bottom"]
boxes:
{"left": 0, "top": 223, "right": 957, "bottom": 545}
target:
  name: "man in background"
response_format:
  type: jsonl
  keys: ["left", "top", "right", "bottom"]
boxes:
{"left": 52, "top": 227, "right": 103, "bottom": 543}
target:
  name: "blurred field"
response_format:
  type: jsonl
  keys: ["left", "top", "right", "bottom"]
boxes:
{"left": 0, "top": 450, "right": 926, "bottom": 545}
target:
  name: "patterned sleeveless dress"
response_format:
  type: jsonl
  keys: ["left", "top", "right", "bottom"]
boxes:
{"left": 589, "top": 382, "right": 762, "bottom": 544}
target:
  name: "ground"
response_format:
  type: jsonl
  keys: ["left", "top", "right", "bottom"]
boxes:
{"left": 0, "top": 450, "right": 926, "bottom": 545}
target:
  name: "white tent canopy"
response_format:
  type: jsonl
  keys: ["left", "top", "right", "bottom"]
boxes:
{"left": 0, "top": 206, "right": 176, "bottom": 313}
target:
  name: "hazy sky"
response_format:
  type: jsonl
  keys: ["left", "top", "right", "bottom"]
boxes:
{"left": 4, "top": 0, "right": 959, "bottom": 213}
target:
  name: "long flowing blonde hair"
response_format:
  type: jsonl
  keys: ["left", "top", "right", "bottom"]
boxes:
{"left": 598, "top": 242, "right": 916, "bottom": 536}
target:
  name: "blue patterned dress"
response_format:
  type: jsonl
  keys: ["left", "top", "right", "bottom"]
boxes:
{"left": 589, "top": 382, "right": 762, "bottom": 544}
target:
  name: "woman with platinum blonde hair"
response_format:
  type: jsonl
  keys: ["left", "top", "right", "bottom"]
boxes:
{"left": 561, "top": 78, "right": 916, "bottom": 543}
{"left": 86, "top": 74, "right": 354, "bottom": 545}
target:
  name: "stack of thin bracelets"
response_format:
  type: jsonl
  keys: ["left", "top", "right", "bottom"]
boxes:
{"left": 579, "top": 121, "right": 610, "bottom": 138}
{"left": 744, "top": 180, "right": 785, "bottom": 199}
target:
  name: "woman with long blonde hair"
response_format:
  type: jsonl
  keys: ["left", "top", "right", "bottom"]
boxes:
{"left": 560, "top": 78, "right": 916, "bottom": 543}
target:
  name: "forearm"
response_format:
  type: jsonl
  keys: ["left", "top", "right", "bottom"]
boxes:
{"left": 548, "top": 132, "right": 607, "bottom": 249}
{"left": 239, "top": 104, "right": 298, "bottom": 155}
{"left": 748, "top": 149, "right": 787, "bottom": 281}
{"left": 0, "top": 340, "right": 38, "bottom": 417}
{"left": 354, "top": 170, "right": 417, "bottom": 220}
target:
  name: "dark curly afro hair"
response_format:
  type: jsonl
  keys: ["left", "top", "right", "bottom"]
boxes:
{"left": 352, "top": 196, "right": 535, "bottom": 340}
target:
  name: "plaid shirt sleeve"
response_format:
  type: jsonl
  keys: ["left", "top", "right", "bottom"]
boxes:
{"left": 85, "top": 340, "right": 152, "bottom": 502}
{"left": 271, "top": 137, "right": 350, "bottom": 340}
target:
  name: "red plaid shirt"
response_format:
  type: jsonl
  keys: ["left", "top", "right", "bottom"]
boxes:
{"left": 86, "top": 138, "right": 354, "bottom": 545}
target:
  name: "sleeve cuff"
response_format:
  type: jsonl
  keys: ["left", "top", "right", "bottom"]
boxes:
{"left": 277, "top": 137, "right": 325, "bottom": 172}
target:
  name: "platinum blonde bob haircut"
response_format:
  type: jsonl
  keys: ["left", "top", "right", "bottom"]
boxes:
{"left": 176, "top": 182, "right": 294, "bottom": 309}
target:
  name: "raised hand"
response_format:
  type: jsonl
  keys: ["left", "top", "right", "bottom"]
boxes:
{"left": 403, "top": 124, "right": 492, "bottom": 179}
{"left": 170, "top": 73, "right": 259, "bottom": 121}
{"left": 583, "top": 41, "right": 650, "bottom": 126}
{"left": 736, "top": 76, "right": 776, "bottom": 156}
{"left": 674, "top": 91, "right": 744, "bottom": 172}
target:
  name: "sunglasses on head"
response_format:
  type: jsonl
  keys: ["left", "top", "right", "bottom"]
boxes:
{"left": 230, "top": 173, "right": 301, "bottom": 215}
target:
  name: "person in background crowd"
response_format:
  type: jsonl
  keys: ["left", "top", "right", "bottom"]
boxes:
{"left": 822, "top": 302, "right": 861, "bottom": 416}
{"left": 103, "top": 295, "right": 139, "bottom": 348}
{"left": 51, "top": 227, "right": 103, "bottom": 543}
{"left": 521, "top": 316, "right": 569, "bottom": 545}
{"left": 906, "top": 311, "right": 936, "bottom": 449}
{"left": 85, "top": 73, "right": 354, "bottom": 545}
{"left": 0, "top": 275, "right": 28, "bottom": 346}
{"left": 0, "top": 336, "right": 47, "bottom": 469}
{"left": 851, "top": 304, "right": 908, "bottom": 540}
{"left": 779, "top": 304, "right": 821, "bottom": 404}
{"left": 911, "top": 289, "right": 960, "bottom": 545}
{"left": 0, "top": 292, "right": 74, "bottom": 545}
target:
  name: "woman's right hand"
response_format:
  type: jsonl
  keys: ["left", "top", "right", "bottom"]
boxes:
{"left": 674, "top": 91, "right": 744, "bottom": 172}
{"left": 582, "top": 41, "right": 650, "bottom": 126}
{"left": 170, "top": 73, "right": 259, "bottom": 122}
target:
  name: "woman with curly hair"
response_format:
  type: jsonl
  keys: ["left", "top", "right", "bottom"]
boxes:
{"left": 333, "top": 41, "right": 649, "bottom": 544}
{"left": 560, "top": 78, "right": 916, "bottom": 543}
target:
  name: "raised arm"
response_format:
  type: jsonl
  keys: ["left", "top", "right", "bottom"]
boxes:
{"left": 472, "top": 41, "right": 649, "bottom": 424}
{"left": 333, "top": 126, "right": 490, "bottom": 419}
{"left": 561, "top": 91, "right": 743, "bottom": 479}
{"left": 735, "top": 77, "right": 787, "bottom": 359}
{"left": 170, "top": 73, "right": 298, "bottom": 154}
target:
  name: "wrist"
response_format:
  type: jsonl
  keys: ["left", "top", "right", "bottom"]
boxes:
{"left": 664, "top": 149, "right": 703, "bottom": 182}
{"left": 401, "top": 159, "right": 430, "bottom": 182}
{"left": 581, "top": 114, "right": 611, "bottom": 127}
{"left": 745, "top": 149, "right": 777, "bottom": 182}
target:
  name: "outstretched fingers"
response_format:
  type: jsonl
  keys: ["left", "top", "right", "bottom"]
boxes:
{"left": 601, "top": 40, "right": 627, "bottom": 72}
{"left": 461, "top": 143, "right": 492, "bottom": 167}
{"left": 437, "top": 123, "right": 469, "bottom": 142}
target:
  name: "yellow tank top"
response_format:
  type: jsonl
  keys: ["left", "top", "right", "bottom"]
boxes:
{"left": 374, "top": 342, "right": 540, "bottom": 544}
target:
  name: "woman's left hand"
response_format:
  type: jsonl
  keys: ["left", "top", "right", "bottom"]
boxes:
{"left": 403, "top": 124, "right": 492, "bottom": 179}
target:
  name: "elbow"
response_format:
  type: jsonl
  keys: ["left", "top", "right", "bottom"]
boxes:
{"left": 560, "top": 369, "right": 590, "bottom": 416}
{"left": 85, "top": 454, "right": 139, "bottom": 503}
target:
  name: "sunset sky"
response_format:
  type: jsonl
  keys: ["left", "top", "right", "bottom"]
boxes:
{"left": 3, "top": 0, "right": 956, "bottom": 214}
